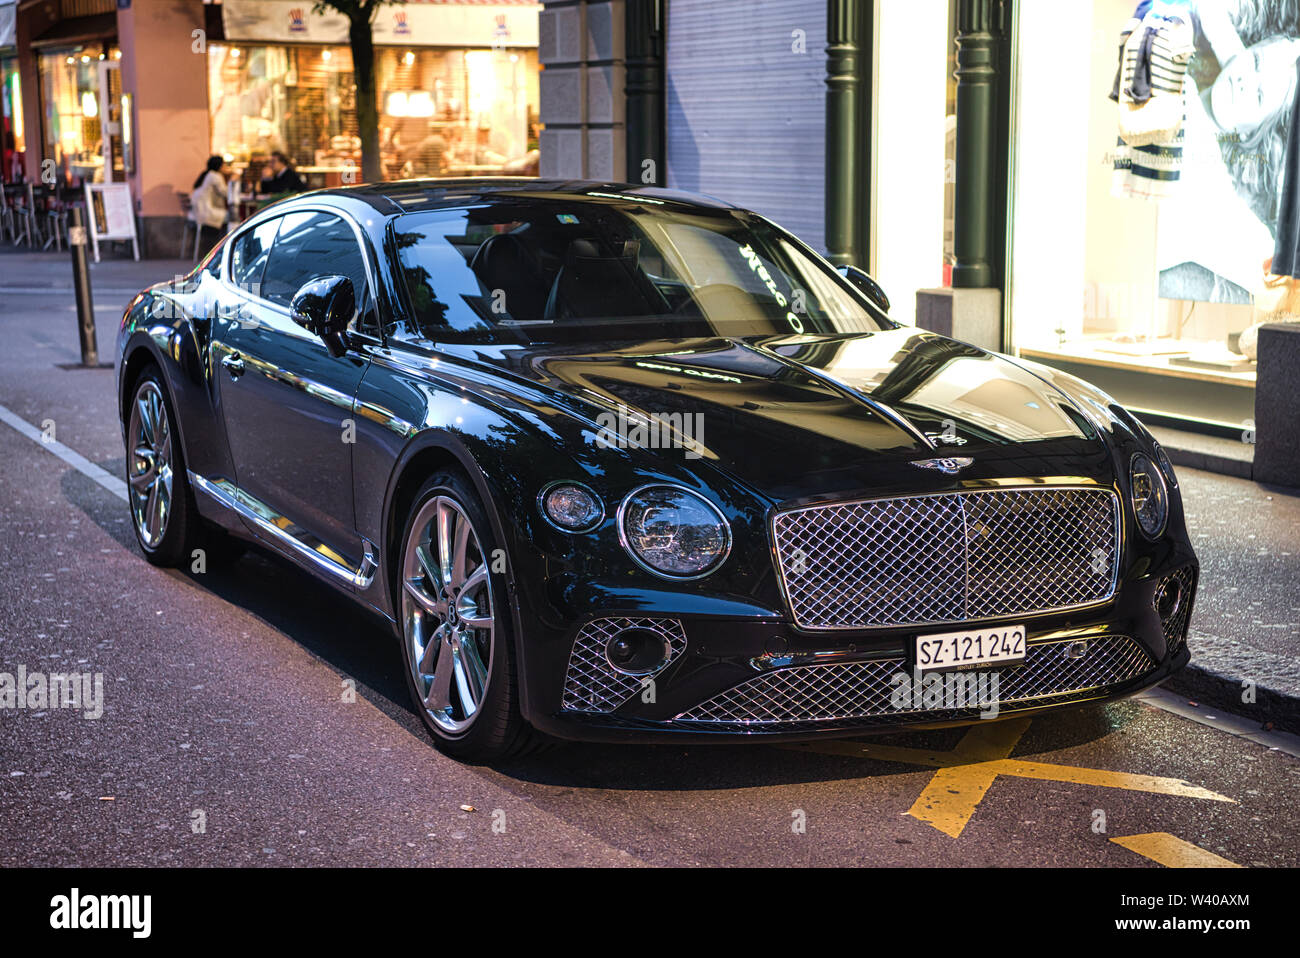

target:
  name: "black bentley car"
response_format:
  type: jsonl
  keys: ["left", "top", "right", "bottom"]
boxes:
{"left": 116, "top": 179, "right": 1196, "bottom": 761}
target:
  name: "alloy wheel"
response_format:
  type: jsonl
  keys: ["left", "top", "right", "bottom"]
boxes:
{"left": 401, "top": 495, "right": 495, "bottom": 734}
{"left": 127, "top": 380, "right": 174, "bottom": 549}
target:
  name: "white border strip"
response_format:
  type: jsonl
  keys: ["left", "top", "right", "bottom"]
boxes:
{"left": 1135, "top": 685, "right": 1300, "bottom": 758}
{"left": 0, "top": 402, "right": 129, "bottom": 502}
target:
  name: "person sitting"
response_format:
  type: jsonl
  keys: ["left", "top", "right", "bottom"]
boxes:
{"left": 259, "top": 151, "right": 306, "bottom": 195}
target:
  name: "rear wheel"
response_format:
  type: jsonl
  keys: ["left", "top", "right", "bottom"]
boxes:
{"left": 397, "top": 470, "right": 537, "bottom": 762}
{"left": 126, "top": 369, "right": 201, "bottom": 567}
{"left": 125, "top": 364, "right": 245, "bottom": 570}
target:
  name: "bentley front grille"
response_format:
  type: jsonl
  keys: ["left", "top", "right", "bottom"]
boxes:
{"left": 673, "top": 635, "right": 1154, "bottom": 729}
{"left": 772, "top": 486, "right": 1120, "bottom": 630}
{"left": 561, "top": 617, "right": 687, "bottom": 713}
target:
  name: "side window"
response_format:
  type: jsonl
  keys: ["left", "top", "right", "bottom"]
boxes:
{"left": 261, "top": 212, "right": 371, "bottom": 313}
{"left": 229, "top": 217, "right": 280, "bottom": 296}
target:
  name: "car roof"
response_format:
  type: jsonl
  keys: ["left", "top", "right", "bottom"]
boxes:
{"left": 299, "top": 178, "right": 741, "bottom": 216}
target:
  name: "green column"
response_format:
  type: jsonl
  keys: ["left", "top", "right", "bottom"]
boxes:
{"left": 825, "top": 0, "right": 861, "bottom": 267}
{"left": 952, "top": 0, "right": 997, "bottom": 288}
{"left": 625, "top": 0, "right": 665, "bottom": 185}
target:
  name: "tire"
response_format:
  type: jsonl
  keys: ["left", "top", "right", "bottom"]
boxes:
{"left": 125, "top": 365, "right": 203, "bottom": 568}
{"left": 125, "top": 363, "right": 250, "bottom": 572}
{"left": 395, "top": 469, "right": 540, "bottom": 762}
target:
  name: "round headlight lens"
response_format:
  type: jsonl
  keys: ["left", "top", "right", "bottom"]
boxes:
{"left": 619, "top": 485, "right": 731, "bottom": 578}
{"left": 1129, "top": 453, "right": 1169, "bottom": 538}
{"left": 539, "top": 482, "right": 604, "bottom": 532}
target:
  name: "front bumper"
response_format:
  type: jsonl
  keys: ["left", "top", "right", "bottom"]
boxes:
{"left": 521, "top": 556, "right": 1198, "bottom": 744}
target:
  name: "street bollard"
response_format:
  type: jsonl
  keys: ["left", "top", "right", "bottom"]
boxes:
{"left": 68, "top": 205, "right": 99, "bottom": 367}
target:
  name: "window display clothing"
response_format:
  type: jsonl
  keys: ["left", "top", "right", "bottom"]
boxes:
{"left": 1110, "top": 5, "right": 1195, "bottom": 200}
{"left": 1271, "top": 57, "right": 1300, "bottom": 277}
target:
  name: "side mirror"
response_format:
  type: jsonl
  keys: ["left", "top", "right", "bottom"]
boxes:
{"left": 837, "top": 264, "right": 891, "bottom": 314}
{"left": 290, "top": 275, "right": 355, "bottom": 358}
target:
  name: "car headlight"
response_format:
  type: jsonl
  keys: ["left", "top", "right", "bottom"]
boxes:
{"left": 538, "top": 481, "right": 604, "bottom": 532}
{"left": 1129, "top": 452, "right": 1168, "bottom": 538}
{"left": 618, "top": 484, "right": 731, "bottom": 578}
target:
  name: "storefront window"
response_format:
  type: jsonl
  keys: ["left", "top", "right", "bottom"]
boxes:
{"left": 1, "top": 56, "right": 22, "bottom": 182}
{"left": 38, "top": 46, "right": 119, "bottom": 185}
{"left": 872, "top": 0, "right": 955, "bottom": 326}
{"left": 208, "top": 42, "right": 539, "bottom": 189}
{"left": 1009, "top": 0, "right": 1295, "bottom": 429}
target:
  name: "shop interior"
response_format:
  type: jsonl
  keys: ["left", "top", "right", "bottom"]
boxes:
{"left": 207, "top": 42, "right": 540, "bottom": 195}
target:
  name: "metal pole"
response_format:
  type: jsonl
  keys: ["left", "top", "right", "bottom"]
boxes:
{"left": 625, "top": 0, "right": 665, "bottom": 185}
{"left": 825, "top": 0, "right": 861, "bottom": 268}
{"left": 68, "top": 205, "right": 99, "bottom": 367}
{"left": 952, "top": 0, "right": 997, "bottom": 288}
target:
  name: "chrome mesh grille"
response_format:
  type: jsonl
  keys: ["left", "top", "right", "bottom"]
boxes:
{"left": 773, "top": 487, "right": 1119, "bottom": 629}
{"left": 674, "top": 635, "right": 1153, "bottom": 727}
{"left": 561, "top": 617, "right": 686, "bottom": 713}
{"left": 1156, "top": 566, "right": 1197, "bottom": 654}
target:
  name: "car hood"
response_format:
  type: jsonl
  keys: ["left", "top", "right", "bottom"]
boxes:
{"left": 444, "top": 328, "right": 1118, "bottom": 505}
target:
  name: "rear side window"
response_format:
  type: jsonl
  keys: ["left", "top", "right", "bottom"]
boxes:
{"left": 261, "top": 212, "right": 370, "bottom": 309}
{"left": 229, "top": 217, "right": 280, "bottom": 296}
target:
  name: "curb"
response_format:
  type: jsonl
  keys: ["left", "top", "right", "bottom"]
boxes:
{"left": 1, "top": 286, "right": 146, "bottom": 300}
{"left": 1163, "top": 660, "right": 1300, "bottom": 737}
{"left": 1161, "top": 443, "right": 1254, "bottom": 483}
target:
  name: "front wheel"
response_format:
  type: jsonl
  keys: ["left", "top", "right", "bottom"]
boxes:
{"left": 397, "top": 470, "right": 537, "bottom": 762}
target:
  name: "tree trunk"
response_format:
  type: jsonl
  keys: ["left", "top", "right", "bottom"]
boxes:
{"left": 349, "top": 9, "right": 381, "bottom": 184}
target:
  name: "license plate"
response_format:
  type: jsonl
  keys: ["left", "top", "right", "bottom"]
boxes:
{"left": 914, "top": 625, "right": 1026, "bottom": 673}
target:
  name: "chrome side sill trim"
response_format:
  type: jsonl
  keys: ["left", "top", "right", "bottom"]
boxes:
{"left": 189, "top": 471, "right": 378, "bottom": 589}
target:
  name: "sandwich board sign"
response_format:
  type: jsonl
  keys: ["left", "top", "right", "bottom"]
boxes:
{"left": 84, "top": 181, "right": 140, "bottom": 262}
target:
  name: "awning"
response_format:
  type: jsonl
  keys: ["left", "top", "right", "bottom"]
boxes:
{"left": 221, "top": 0, "right": 540, "bottom": 48}
{"left": 29, "top": 12, "right": 116, "bottom": 50}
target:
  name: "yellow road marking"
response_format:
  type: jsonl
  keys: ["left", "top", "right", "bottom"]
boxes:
{"left": 910, "top": 765, "right": 1003, "bottom": 837}
{"left": 783, "top": 718, "right": 1235, "bottom": 838}
{"left": 1111, "top": 833, "right": 1243, "bottom": 868}
{"left": 987, "top": 759, "right": 1234, "bottom": 802}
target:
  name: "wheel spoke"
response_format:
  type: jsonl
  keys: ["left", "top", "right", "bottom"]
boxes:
{"left": 152, "top": 484, "right": 168, "bottom": 541}
{"left": 461, "top": 564, "right": 488, "bottom": 596}
{"left": 136, "top": 397, "right": 154, "bottom": 445}
{"left": 403, "top": 578, "right": 439, "bottom": 615}
{"left": 450, "top": 516, "right": 470, "bottom": 589}
{"left": 461, "top": 613, "right": 493, "bottom": 631}
{"left": 436, "top": 501, "right": 455, "bottom": 588}
{"left": 459, "top": 634, "right": 489, "bottom": 702}
{"left": 452, "top": 650, "right": 478, "bottom": 715}
{"left": 145, "top": 480, "right": 161, "bottom": 541}
{"left": 424, "top": 644, "right": 455, "bottom": 714}
{"left": 418, "top": 622, "right": 445, "bottom": 674}
{"left": 414, "top": 543, "right": 440, "bottom": 590}
{"left": 149, "top": 391, "right": 163, "bottom": 442}
{"left": 129, "top": 469, "right": 155, "bottom": 491}
{"left": 156, "top": 474, "right": 171, "bottom": 523}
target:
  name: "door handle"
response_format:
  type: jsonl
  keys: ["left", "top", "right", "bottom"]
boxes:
{"left": 222, "top": 352, "right": 246, "bottom": 379}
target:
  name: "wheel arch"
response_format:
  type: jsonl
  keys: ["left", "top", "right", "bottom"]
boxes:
{"left": 380, "top": 432, "right": 518, "bottom": 617}
{"left": 118, "top": 334, "right": 196, "bottom": 465}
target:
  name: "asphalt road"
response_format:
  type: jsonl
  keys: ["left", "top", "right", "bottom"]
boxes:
{"left": 1, "top": 274, "right": 1298, "bottom": 868}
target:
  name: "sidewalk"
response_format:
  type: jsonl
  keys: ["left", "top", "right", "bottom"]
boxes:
{"left": 0, "top": 248, "right": 195, "bottom": 299}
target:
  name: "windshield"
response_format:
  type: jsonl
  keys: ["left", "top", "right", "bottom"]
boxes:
{"left": 388, "top": 195, "right": 892, "bottom": 345}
